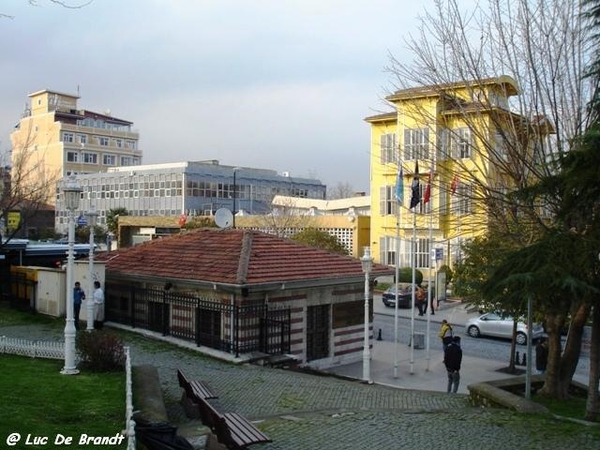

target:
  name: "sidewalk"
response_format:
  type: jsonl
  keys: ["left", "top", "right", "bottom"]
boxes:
{"left": 324, "top": 298, "right": 521, "bottom": 394}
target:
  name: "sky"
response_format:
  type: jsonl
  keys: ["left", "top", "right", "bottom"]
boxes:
{"left": 0, "top": 0, "right": 435, "bottom": 194}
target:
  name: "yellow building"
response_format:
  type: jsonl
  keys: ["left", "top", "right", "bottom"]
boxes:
{"left": 10, "top": 89, "right": 142, "bottom": 205}
{"left": 366, "top": 76, "right": 526, "bottom": 273}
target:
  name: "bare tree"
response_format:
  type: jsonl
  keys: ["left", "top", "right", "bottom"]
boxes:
{"left": 252, "top": 195, "right": 316, "bottom": 238}
{"left": 385, "top": 0, "right": 593, "bottom": 398}
{"left": 1, "top": 1, "right": 93, "bottom": 19}
{"left": 1, "top": 126, "right": 58, "bottom": 247}
{"left": 327, "top": 182, "right": 358, "bottom": 200}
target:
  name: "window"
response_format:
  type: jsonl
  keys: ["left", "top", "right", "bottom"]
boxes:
{"left": 103, "top": 154, "right": 116, "bottom": 166}
{"left": 404, "top": 128, "right": 429, "bottom": 160}
{"left": 63, "top": 132, "right": 74, "bottom": 143}
{"left": 379, "top": 185, "right": 399, "bottom": 216}
{"left": 82, "top": 152, "right": 98, "bottom": 164}
{"left": 380, "top": 133, "right": 397, "bottom": 164}
{"left": 120, "top": 156, "right": 133, "bottom": 166}
{"left": 450, "top": 128, "right": 472, "bottom": 159}
{"left": 402, "top": 238, "right": 431, "bottom": 269}
{"left": 114, "top": 139, "right": 123, "bottom": 148}
{"left": 495, "top": 132, "right": 509, "bottom": 162}
{"left": 99, "top": 137, "right": 109, "bottom": 146}
{"left": 379, "top": 236, "right": 400, "bottom": 266}
{"left": 66, "top": 151, "right": 78, "bottom": 162}
{"left": 78, "top": 134, "right": 87, "bottom": 145}
{"left": 126, "top": 140, "right": 137, "bottom": 150}
{"left": 452, "top": 183, "right": 473, "bottom": 215}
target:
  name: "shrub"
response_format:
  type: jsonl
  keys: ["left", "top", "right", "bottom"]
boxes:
{"left": 438, "top": 264, "right": 453, "bottom": 283}
{"left": 397, "top": 267, "right": 423, "bottom": 285}
{"left": 76, "top": 331, "right": 125, "bottom": 372}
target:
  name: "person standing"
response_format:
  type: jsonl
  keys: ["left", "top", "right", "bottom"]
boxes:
{"left": 92, "top": 281, "right": 105, "bottom": 330}
{"left": 73, "top": 282, "right": 85, "bottom": 331}
{"left": 438, "top": 319, "right": 453, "bottom": 350}
{"left": 416, "top": 285, "right": 426, "bottom": 316}
{"left": 444, "top": 336, "right": 463, "bottom": 393}
{"left": 535, "top": 337, "right": 548, "bottom": 375}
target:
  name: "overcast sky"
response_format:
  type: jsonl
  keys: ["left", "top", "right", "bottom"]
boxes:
{"left": 0, "top": 0, "right": 436, "bottom": 193}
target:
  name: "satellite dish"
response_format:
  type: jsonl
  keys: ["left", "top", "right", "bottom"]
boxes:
{"left": 214, "top": 208, "right": 234, "bottom": 229}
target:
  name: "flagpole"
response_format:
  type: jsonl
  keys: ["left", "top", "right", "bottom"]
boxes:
{"left": 393, "top": 159, "right": 404, "bottom": 379}
{"left": 410, "top": 207, "right": 416, "bottom": 374}
{"left": 394, "top": 204, "right": 400, "bottom": 378}
{"left": 408, "top": 160, "right": 420, "bottom": 375}
{"left": 425, "top": 178, "right": 433, "bottom": 372}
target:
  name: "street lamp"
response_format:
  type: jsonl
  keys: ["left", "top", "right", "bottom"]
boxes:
{"left": 361, "top": 246, "right": 374, "bottom": 383}
{"left": 85, "top": 207, "right": 99, "bottom": 331}
{"left": 61, "top": 174, "right": 81, "bottom": 375}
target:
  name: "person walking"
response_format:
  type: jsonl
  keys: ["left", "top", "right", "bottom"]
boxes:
{"left": 438, "top": 319, "right": 453, "bottom": 350}
{"left": 73, "top": 281, "right": 86, "bottom": 331}
{"left": 444, "top": 336, "right": 463, "bottom": 393}
{"left": 92, "top": 281, "right": 105, "bottom": 330}
{"left": 535, "top": 337, "right": 548, "bottom": 375}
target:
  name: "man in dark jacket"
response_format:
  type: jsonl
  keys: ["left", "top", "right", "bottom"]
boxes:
{"left": 444, "top": 336, "right": 463, "bottom": 393}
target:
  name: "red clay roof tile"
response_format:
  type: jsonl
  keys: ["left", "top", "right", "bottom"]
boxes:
{"left": 98, "top": 228, "right": 392, "bottom": 285}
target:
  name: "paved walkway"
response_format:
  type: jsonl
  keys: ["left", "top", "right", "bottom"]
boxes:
{"left": 0, "top": 303, "right": 596, "bottom": 450}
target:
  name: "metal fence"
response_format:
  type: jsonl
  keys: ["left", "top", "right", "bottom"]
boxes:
{"left": 5, "top": 271, "right": 37, "bottom": 311}
{"left": 106, "top": 284, "right": 291, "bottom": 356}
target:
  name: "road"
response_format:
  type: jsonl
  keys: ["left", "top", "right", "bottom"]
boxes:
{"left": 373, "top": 294, "right": 590, "bottom": 380}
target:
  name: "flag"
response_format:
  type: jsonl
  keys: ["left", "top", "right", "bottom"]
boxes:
{"left": 423, "top": 169, "right": 432, "bottom": 204}
{"left": 409, "top": 161, "right": 421, "bottom": 209}
{"left": 450, "top": 174, "right": 458, "bottom": 195}
{"left": 395, "top": 164, "right": 404, "bottom": 205}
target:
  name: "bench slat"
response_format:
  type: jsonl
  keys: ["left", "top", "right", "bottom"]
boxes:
{"left": 190, "top": 380, "right": 218, "bottom": 399}
{"left": 177, "top": 369, "right": 218, "bottom": 400}
{"left": 223, "top": 413, "right": 272, "bottom": 446}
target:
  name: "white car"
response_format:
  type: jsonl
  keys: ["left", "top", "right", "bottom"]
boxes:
{"left": 465, "top": 312, "right": 545, "bottom": 345}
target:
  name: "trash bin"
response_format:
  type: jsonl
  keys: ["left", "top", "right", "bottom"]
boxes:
{"left": 412, "top": 332, "right": 425, "bottom": 349}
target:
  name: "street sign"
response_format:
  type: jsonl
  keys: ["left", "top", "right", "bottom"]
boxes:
{"left": 77, "top": 215, "right": 87, "bottom": 226}
{"left": 435, "top": 248, "right": 443, "bottom": 261}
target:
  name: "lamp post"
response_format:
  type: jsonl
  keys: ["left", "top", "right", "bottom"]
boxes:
{"left": 361, "top": 246, "right": 373, "bottom": 383}
{"left": 85, "top": 207, "right": 99, "bottom": 331}
{"left": 61, "top": 174, "right": 81, "bottom": 375}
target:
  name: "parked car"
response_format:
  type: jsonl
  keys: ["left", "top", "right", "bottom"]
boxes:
{"left": 465, "top": 312, "right": 545, "bottom": 345}
{"left": 382, "top": 283, "right": 428, "bottom": 308}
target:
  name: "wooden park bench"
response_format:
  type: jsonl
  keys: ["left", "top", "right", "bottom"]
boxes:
{"left": 177, "top": 368, "right": 218, "bottom": 401}
{"left": 176, "top": 368, "right": 271, "bottom": 449}
{"left": 197, "top": 394, "right": 272, "bottom": 450}
{"left": 177, "top": 368, "right": 218, "bottom": 419}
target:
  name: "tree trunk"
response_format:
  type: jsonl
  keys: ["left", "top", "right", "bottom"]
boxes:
{"left": 557, "top": 302, "right": 591, "bottom": 398}
{"left": 539, "top": 311, "right": 565, "bottom": 397}
{"left": 585, "top": 303, "right": 599, "bottom": 422}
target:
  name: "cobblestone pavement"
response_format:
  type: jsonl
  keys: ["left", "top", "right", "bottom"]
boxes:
{"left": 1, "top": 324, "right": 598, "bottom": 450}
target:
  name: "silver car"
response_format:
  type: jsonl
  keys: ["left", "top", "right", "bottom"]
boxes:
{"left": 465, "top": 312, "right": 545, "bottom": 345}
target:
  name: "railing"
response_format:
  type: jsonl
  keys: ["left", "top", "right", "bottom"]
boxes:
{"left": 124, "top": 346, "right": 136, "bottom": 450}
{"left": 0, "top": 336, "right": 64, "bottom": 359}
{"left": 106, "top": 285, "right": 291, "bottom": 356}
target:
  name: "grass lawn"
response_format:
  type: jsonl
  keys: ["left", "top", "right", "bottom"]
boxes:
{"left": 0, "top": 302, "right": 127, "bottom": 449}
{"left": 0, "top": 354, "right": 126, "bottom": 449}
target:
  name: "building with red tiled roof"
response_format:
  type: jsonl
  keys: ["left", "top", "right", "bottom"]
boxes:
{"left": 99, "top": 228, "right": 393, "bottom": 368}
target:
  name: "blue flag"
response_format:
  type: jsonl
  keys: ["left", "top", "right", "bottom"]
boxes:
{"left": 409, "top": 161, "right": 421, "bottom": 209}
{"left": 395, "top": 164, "right": 404, "bottom": 205}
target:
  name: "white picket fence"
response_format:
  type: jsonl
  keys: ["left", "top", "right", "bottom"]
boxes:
{"left": 0, "top": 336, "right": 136, "bottom": 450}
{"left": 0, "top": 336, "right": 65, "bottom": 359}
